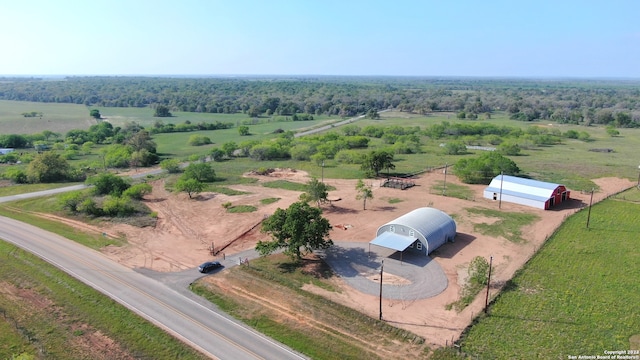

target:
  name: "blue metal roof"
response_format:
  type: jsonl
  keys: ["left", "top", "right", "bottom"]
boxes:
{"left": 370, "top": 231, "right": 416, "bottom": 251}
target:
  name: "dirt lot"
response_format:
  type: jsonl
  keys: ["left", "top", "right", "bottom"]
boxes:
{"left": 93, "top": 169, "right": 634, "bottom": 347}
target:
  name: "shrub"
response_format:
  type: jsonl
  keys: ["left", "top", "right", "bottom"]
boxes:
{"left": 3, "top": 168, "right": 28, "bottom": 183}
{"left": 59, "top": 191, "right": 87, "bottom": 213}
{"left": 160, "top": 158, "right": 181, "bottom": 173}
{"left": 187, "top": 135, "right": 212, "bottom": 146}
{"left": 78, "top": 198, "right": 102, "bottom": 216}
{"left": 86, "top": 173, "right": 131, "bottom": 196}
{"left": 102, "top": 196, "right": 136, "bottom": 217}
{"left": 123, "top": 183, "right": 152, "bottom": 200}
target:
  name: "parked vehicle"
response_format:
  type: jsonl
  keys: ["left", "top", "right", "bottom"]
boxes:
{"left": 198, "top": 261, "right": 222, "bottom": 273}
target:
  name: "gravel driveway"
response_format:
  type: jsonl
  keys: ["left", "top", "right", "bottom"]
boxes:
{"left": 318, "top": 242, "right": 448, "bottom": 300}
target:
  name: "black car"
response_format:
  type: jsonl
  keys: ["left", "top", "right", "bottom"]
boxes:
{"left": 198, "top": 261, "right": 222, "bottom": 273}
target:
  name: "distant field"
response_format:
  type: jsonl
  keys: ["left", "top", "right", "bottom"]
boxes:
{"left": 457, "top": 192, "right": 640, "bottom": 358}
{"left": 2, "top": 100, "right": 640, "bottom": 192}
{"left": 0, "top": 100, "right": 96, "bottom": 134}
{"left": 0, "top": 99, "right": 336, "bottom": 135}
{"left": 374, "top": 111, "right": 640, "bottom": 190}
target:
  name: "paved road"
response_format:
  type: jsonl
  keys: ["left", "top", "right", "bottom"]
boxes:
{"left": 0, "top": 215, "right": 307, "bottom": 360}
{"left": 294, "top": 110, "right": 389, "bottom": 138}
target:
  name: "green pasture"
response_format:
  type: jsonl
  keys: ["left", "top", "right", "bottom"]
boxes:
{"left": 0, "top": 241, "right": 206, "bottom": 360}
{"left": 371, "top": 111, "right": 640, "bottom": 190}
{"left": 458, "top": 192, "right": 640, "bottom": 359}
{"left": 0, "top": 99, "right": 337, "bottom": 135}
{"left": 0, "top": 100, "right": 97, "bottom": 134}
{"left": 2, "top": 100, "right": 640, "bottom": 193}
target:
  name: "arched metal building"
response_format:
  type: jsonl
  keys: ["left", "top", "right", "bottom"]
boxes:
{"left": 370, "top": 207, "right": 456, "bottom": 255}
{"left": 483, "top": 175, "right": 570, "bottom": 210}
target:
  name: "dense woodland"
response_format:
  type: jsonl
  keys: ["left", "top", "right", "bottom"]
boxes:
{"left": 1, "top": 76, "right": 640, "bottom": 126}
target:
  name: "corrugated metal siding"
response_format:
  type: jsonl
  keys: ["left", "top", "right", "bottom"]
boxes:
{"left": 483, "top": 175, "right": 569, "bottom": 209}
{"left": 376, "top": 207, "right": 456, "bottom": 254}
{"left": 487, "top": 175, "right": 558, "bottom": 199}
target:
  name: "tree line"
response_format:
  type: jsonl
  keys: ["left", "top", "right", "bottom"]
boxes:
{"left": 1, "top": 76, "right": 639, "bottom": 127}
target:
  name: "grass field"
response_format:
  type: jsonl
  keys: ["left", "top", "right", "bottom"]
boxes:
{"left": 2, "top": 101, "right": 640, "bottom": 358}
{"left": 0, "top": 241, "right": 207, "bottom": 360}
{"left": 3, "top": 100, "right": 639, "bottom": 192}
{"left": 0, "top": 99, "right": 337, "bottom": 135}
{"left": 191, "top": 254, "right": 430, "bottom": 360}
{"left": 453, "top": 191, "right": 640, "bottom": 359}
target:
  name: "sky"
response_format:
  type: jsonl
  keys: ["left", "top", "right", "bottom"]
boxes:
{"left": 1, "top": 0, "right": 639, "bottom": 78}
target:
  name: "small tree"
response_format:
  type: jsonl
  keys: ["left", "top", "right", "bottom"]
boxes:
{"left": 187, "top": 135, "right": 212, "bottom": 146}
{"left": 361, "top": 150, "right": 395, "bottom": 177}
{"left": 209, "top": 148, "right": 225, "bottom": 162}
{"left": 365, "top": 109, "right": 380, "bottom": 119}
{"left": 355, "top": 179, "right": 373, "bottom": 210}
{"left": 443, "top": 141, "right": 467, "bottom": 155}
{"left": 123, "top": 183, "right": 152, "bottom": 200}
{"left": 26, "top": 151, "right": 72, "bottom": 183}
{"left": 257, "top": 201, "right": 333, "bottom": 261}
{"left": 182, "top": 162, "right": 215, "bottom": 182}
{"left": 160, "top": 158, "right": 181, "bottom": 173}
{"left": 468, "top": 256, "right": 490, "bottom": 286}
{"left": 238, "top": 125, "right": 250, "bottom": 136}
{"left": 300, "top": 177, "right": 328, "bottom": 207}
{"left": 175, "top": 178, "right": 205, "bottom": 199}
{"left": 86, "top": 173, "right": 130, "bottom": 196}
{"left": 90, "top": 109, "right": 101, "bottom": 119}
{"left": 154, "top": 105, "right": 172, "bottom": 117}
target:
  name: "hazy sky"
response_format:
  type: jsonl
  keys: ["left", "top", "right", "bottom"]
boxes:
{"left": 1, "top": 0, "right": 639, "bottom": 77}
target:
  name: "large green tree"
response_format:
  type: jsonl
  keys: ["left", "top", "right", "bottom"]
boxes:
{"left": 257, "top": 201, "right": 333, "bottom": 260}
{"left": 27, "top": 151, "right": 71, "bottom": 183}
{"left": 453, "top": 151, "right": 520, "bottom": 184}
{"left": 361, "top": 150, "right": 395, "bottom": 177}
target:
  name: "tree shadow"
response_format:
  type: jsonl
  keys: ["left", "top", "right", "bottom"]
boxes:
{"left": 373, "top": 206, "right": 397, "bottom": 212}
{"left": 194, "top": 193, "right": 216, "bottom": 201}
{"left": 323, "top": 205, "right": 358, "bottom": 214}
{"left": 321, "top": 245, "right": 382, "bottom": 278}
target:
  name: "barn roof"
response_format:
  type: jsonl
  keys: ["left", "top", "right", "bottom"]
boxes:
{"left": 372, "top": 207, "right": 456, "bottom": 254}
{"left": 485, "top": 175, "right": 562, "bottom": 202}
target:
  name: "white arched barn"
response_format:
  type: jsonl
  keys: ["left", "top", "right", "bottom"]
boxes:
{"left": 369, "top": 207, "right": 457, "bottom": 256}
{"left": 483, "top": 175, "right": 570, "bottom": 210}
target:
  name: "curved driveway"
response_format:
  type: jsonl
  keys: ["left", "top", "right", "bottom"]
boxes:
{"left": 318, "top": 242, "right": 448, "bottom": 300}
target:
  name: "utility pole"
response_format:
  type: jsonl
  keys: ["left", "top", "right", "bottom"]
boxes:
{"left": 321, "top": 160, "right": 325, "bottom": 183}
{"left": 484, "top": 256, "right": 493, "bottom": 314}
{"left": 442, "top": 163, "right": 448, "bottom": 196}
{"left": 498, "top": 171, "right": 504, "bottom": 209}
{"left": 379, "top": 260, "right": 384, "bottom": 320}
{"left": 586, "top": 188, "right": 594, "bottom": 228}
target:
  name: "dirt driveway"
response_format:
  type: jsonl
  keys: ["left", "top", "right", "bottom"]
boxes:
{"left": 93, "top": 169, "right": 634, "bottom": 347}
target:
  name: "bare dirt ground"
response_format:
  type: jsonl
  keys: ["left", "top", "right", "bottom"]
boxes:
{"left": 81, "top": 169, "right": 634, "bottom": 347}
